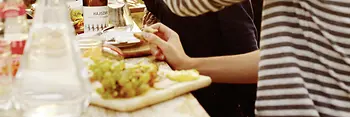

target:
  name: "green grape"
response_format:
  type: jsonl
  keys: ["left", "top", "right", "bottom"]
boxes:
{"left": 118, "top": 76, "right": 129, "bottom": 86}
{"left": 129, "top": 74, "right": 137, "bottom": 81}
{"left": 139, "top": 65, "right": 150, "bottom": 72}
{"left": 112, "top": 72, "right": 121, "bottom": 81}
{"left": 139, "top": 73, "right": 151, "bottom": 83}
{"left": 116, "top": 61, "right": 125, "bottom": 70}
{"left": 101, "top": 78, "right": 116, "bottom": 89}
{"left": 131, "top": 78, "right": 137, "bottom": 83}
{"left": 105, "top": 59, "right": 113, "bottom": 65}
{"left": 125, "top": 70, "right": 134, "bottom": 80}
{"left": 119, "top": 60, "right": 125, "bottom": 68}
{"left": 133, "top": 70, "right": 142, "bottom": 78}
{"left": 112, "top": 91, "right": 119, "bottom": 97}
{"left": 96, "top": 87, "right": 104, "bottom": 94}
{"left": 100, "top": 62, "right": 110, "bottom": 72}
{"left": 104, "top": 71, "right": 112, "bottom": 79}
{"left": 88, "top": 64, "right": 96, "bottom": 71}
{"left": 126, "top": 90, "right": 136, "bottom": 98}
{"left": 131, "top": 78, "right": 139, "bottom": 87}
{"left": 111, "top": 62, "right": 124, "bottom": 72}
{"left": 138, "top": 84, "right": 150, "bottom": 94}
{"left": 129, "top": 64, "right": 140, "bottom": 71}
{"left": 105, "top": 88, "right": 114, "bottom": 93}
{"left": 93, "top": 68, "right": 103, "bottom": 81}
{"left": 91, "top": 57, "right": 99, "bottom": 63}
{"left": 101, "top": 92, "right": 113, "bottom": 99}
{"left": 94, "top": 60, "right": 160, "bottom": 98}
{"left": 123, "top": 83, "right": 133, "bottom": 91}
{"left": 147, "top": 64, "right": 157, "bottom": 72}
{"left": 133, "top": 69, "right": 142, "bottom": 73}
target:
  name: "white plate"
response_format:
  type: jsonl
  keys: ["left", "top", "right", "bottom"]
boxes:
{"left": 77, "top": 31, "right": 141, "bottom": 45}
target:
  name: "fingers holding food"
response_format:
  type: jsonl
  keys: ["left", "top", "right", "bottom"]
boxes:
{"left": 148, "top": 23, "right": 178, "bottom": 40}
{"left": 150, "top": 44, "right": 165, "bottom": 61}
{"left": 133, "top": 27, "right": 159, "bottom": 42}
{"left": 143, "top": 27, "right": 158, "bottom": 33}
{"left": 133, "top": 32, "right": 146, "bottom": 42}
{"left": 141, "top": 32, "right": 169, "bottom": 52}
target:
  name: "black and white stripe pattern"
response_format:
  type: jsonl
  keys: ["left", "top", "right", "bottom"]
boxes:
{"left": 162, "top": 0, "right": 243, "bottom": 16}
{"left": 257, "top": 0, "right": 350, "bottom": 116}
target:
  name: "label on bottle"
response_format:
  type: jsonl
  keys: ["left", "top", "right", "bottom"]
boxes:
{"left": 83, "top": 6, "right": 109, "bottom": 32}
{"left": 0, "top": 2, "right": 29, "bottom": 55}
{"left": 4, "top": 33, "right": 28, "bottom": 55}
{"left": 0, "top": 2, "right": 26, "bottom": 18}
{"left": 10, "top": 39, "right": 26, "bottom": 55}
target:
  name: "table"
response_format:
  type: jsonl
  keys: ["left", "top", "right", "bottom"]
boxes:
{"left": 4, "top": 21, "right": 210, "bottom": 117}
{"left": 4, "top": 94, "right": 209, "bottom": 117}
{"left": 82, "top": 23, "right": 210, "bottom": 117}
{"left": 130, "top": 5, "right": 146, "bottom": 13}
{"left": 84, "top": 94, "right": 209, "bottom": 117}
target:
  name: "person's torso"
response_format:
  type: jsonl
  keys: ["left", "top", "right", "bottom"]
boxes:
{"left": 145, "top": 0, "right": 258, "bottom": 57}
{"left": 144, "top": 1, "right": 259, "bottom": 116}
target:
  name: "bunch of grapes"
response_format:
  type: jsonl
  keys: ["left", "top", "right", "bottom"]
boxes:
{"left": 90, "top": 58, "right": 158, "bottom": 99}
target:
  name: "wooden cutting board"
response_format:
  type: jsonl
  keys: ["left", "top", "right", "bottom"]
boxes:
{"left": 90, "top": 57, "right": 212, "bottom": 112}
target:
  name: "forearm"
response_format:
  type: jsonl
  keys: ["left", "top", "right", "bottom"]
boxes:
{"left": 185, "top": 50, "right": 259, "bottom": 84}
{"left": 163, "top": 0, "right": 245, "bottom": 17}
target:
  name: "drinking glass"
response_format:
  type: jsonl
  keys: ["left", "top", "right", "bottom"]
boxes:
{"left": 0, "top": 40, "right": 13, "bottom": 114}
{"left": 108, "top": 0, "right": 134, "bottom": 32}
{"left": 77, "top": 35, "right": 104, "bottom": 59}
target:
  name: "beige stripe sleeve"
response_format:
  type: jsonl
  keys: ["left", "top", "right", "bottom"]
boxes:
{"left": 163, "top": 0, "right": 244, "bottom": 17}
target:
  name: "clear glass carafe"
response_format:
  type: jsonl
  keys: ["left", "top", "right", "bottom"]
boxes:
{"left": 14, "top": 0, "right": 91, "bottom": 117}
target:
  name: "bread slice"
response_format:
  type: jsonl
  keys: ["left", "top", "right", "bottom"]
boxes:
{"left": 120, "top": 43, "right": 152, "bottom": 58}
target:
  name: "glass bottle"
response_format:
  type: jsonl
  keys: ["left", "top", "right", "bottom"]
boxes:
{"left": 14, "top": 0, "right": 91, "bottom": 116}
{"left": 1, "top": 0, "right": 29, "bottom": 67}
{"left": 83, "top": 0, "right": 108, "bottom": 32}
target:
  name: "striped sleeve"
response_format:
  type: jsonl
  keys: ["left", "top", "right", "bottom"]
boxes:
{"left": 162, "top": 0, "right": 244, "bottom": 17}
{"left": 256, "top": 0, "right": 350, "bottom": 117}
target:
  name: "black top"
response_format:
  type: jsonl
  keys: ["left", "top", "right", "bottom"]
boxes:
{"left": 144, "top": 0, "right": 258, "bottom": 116}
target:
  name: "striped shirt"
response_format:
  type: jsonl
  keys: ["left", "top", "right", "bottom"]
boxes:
{"left": 162, "top": 0, "right": 243, "bottom": 16}
{"left": 257, "top": 0, "right": 350, "bottom": 116}
{"left": 161, "top": 0, "right": 350, "bottom": 116}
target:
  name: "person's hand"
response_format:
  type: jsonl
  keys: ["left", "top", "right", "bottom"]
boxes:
{"left": 142, "top": 23, "right": 192, "bottom": 70}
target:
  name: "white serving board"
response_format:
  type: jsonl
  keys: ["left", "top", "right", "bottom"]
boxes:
{"left": 91, "top": 76, "right": 211, "bottom": 112}
{"left": 90, "top": 57, "right": 212, "bottom": 112}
